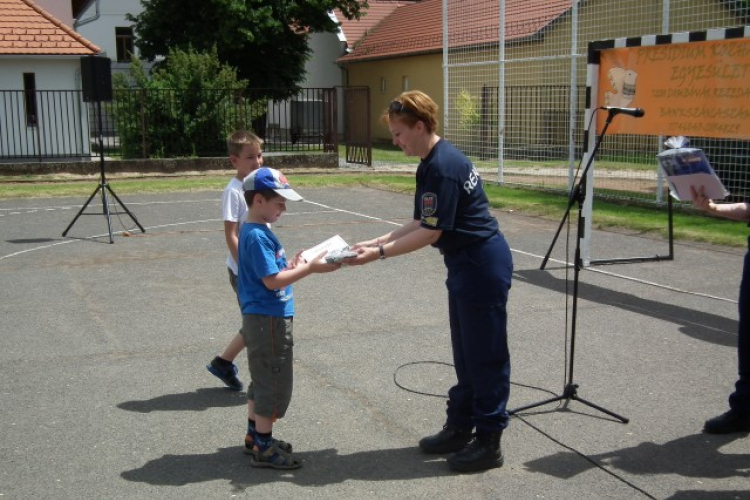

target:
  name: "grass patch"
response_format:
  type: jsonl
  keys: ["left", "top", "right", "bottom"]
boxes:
{"left": 0, "top": 172, "right": 744, "bottom": 247}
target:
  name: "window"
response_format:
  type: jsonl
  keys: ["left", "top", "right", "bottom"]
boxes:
{"left": 23, "top": 73, "right": 37, "bottom": 127}
{"left": 115, "top": 27, "right": 134, "bottom": 63}
{"left": 402, "top": 76, "right": 409, "bottom": 91}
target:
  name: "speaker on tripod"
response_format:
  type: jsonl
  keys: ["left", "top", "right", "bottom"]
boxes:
{"left": 80, "top": 55, "right": 113, "bottom": 103}
{"left": 63, "top": 56, "right": 144, "bottom": 243}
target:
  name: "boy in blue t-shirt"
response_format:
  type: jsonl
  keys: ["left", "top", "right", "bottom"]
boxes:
{"left": 238, "top": 167, "right": 339, "bottom": 469}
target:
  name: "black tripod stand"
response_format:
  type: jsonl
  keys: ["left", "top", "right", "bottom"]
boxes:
{"left": 62, "top": 99, "right": 144, "bottom": 243}
{"left": 509, "top": 109, "right": 628, "bottom": 423}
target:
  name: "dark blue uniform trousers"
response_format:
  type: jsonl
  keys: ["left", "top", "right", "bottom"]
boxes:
{"left": 443, "top": 233, "right": 513, "bottom": 433}
{"left": 729, "top": 236, "right": 750, "bottom": 414}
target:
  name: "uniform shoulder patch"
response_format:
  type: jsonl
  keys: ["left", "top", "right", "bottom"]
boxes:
{"left": 421, "top": 192, "right": 437, "bottom": 217}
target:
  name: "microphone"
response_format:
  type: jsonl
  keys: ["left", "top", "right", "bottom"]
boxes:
{"left": 599, "top": 106, "right": 645, "bottom": 117}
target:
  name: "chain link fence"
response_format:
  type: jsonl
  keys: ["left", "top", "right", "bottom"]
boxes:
{"left": 444, "top": 0, "right": 749, "bottom": 206}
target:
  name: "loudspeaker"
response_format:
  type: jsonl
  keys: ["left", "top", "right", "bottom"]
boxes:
{"left": 80, "top": 56, "right": 112, "bottom": 102}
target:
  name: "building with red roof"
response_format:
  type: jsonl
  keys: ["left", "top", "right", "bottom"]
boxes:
{"left": 0, "top": 0, "right": 100, "bottom": 159}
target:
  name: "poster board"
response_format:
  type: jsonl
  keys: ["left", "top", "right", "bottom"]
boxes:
{"left": 576, "top": 27, "right": 750, "bottom": 266}
{"left": 590, "top": 27, "right": 750, "bottom": 138}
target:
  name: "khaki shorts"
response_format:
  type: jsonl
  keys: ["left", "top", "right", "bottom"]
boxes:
{"left": 241, "top": 314, "right": 294, "bottom": 419}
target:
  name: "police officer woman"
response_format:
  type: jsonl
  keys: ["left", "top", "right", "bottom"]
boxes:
{"left": 347, "top": 90, "right": 514, "bottom": 472}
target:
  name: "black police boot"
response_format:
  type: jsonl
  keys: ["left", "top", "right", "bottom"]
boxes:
{"left": 703, "top": 410, "right": 750, "bottom": 434}
{"left": 447, "top": 431, "right": 503, "bottom": 472}
{"left": 418, "top": 424, "right": 473, "bottom": 454}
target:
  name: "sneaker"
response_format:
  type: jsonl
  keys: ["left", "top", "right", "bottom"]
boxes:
{"left": 206, "top": 357, "right": 243, "bottom": 391}
{"left": 243, "top": 433, "right": 293, "bottom": 455}
{"left": 703, "top": 410, "right": 750, "bottom": 434}
{"left": 419, "top": 424, "right": 473, "bottom": 454}
{"left": 250, "top": 440, "right": 302, "bottom": 470}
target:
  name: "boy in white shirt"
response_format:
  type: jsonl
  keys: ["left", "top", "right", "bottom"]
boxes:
{"left": 206, "top": 130, "right": 264, "bottom": 390}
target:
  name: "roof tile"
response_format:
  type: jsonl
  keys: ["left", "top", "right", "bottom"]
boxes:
{"left": 334, "top": 1, "right": 412, "bottom": 47}
{"left": 0, "top": 0, "right": 100, "bottom": 55}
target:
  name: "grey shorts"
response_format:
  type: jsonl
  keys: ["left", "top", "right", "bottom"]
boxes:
{"left": 241, "top": 314, "right": 294, "bottom": 419}
{"left": 228, "top": 268, "right": 240, "bottom": 309}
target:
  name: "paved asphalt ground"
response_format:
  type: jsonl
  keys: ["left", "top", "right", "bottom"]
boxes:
{"left": 1, "top": 184, "right": 748, "bottom": 499}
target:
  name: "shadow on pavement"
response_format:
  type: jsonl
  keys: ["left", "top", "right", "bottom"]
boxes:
{"left": 515, "top": 269, "right": 738, "bottom": 348}
{"left": 121, "top": 445, "right": 453, "bottom": 489}
{"left": 118, "top": 387, "right": 247, "bottom": 413}
{"left": 524, "top": 432, "right": 750, "bottom": 479}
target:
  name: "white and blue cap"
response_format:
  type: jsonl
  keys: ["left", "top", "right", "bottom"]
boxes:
{"left": 243, "top": 167, "right": 303, "bottom": 201}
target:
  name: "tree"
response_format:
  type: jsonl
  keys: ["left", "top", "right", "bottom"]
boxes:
{"left": 128, "top": 0, "right": 366, "bottom": 99}
{"left": 112, "top": 46, "right": 261, "bottom": 158}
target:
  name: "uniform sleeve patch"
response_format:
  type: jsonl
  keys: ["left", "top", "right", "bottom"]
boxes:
{"left": 421, "top": 192, "right": 437, "bottom": 217}
{"left": 422, "top": 216, "right": 439, "bottom": 227}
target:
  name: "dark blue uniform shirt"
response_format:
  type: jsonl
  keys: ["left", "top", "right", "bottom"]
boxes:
{"left": 414, "top": 139, "right": 499, "bottom": 253}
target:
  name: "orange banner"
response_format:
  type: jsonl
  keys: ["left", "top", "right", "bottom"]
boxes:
{"left": 597, "top": 38, "right": 750, "bottom": 138}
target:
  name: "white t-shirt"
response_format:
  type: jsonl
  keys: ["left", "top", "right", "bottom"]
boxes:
{"left": 221, "top": 177, "right": 247, "bottom": 276}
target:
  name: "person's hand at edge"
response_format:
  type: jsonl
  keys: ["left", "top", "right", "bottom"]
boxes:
{"left": 690, "top": 185, "right": 714, "bottom": 211}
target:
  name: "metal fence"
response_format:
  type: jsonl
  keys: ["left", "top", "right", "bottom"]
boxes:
{"left": 0, "top": 90, "right": 90, "bottom": 161}
{"left": 0, "top": 87, "right": 338, "bottom": 161}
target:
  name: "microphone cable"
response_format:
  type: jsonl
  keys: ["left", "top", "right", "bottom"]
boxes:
{"left": 393, "top": 359, "right": 658, "bottom": 500}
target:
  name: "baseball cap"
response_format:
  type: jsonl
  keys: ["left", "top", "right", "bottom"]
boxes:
{"left": 243, "top": 167, "right": 303, "bottom": 201}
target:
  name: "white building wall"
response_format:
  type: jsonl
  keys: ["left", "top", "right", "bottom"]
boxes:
{"left": 75, "top": 0, "right": 142, "bottom": 72}
{"left": 0, "top": 58, "right": 91, "bottom": 159}
{"left": 0, "top": 58, "right": 81, "bottom": 90}
{"left": 300, "top": 31, "right": 346, "bottom": 136}
{"left": 303, "top": 32, "right": 345, "bottom": 89}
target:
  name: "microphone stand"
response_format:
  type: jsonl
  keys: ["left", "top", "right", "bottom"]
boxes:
{"left": 509, "top": 109, "right": 629, "bottom": 423}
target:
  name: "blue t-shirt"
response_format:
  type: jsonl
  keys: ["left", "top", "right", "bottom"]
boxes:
{"left": 237, "top": 223, "right": 294, "bottom": 317}
{"left": 414, "top": 139, "right": 499, "bottom": 253}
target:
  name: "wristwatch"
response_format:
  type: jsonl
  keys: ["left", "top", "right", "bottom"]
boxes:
{"left": 378, "top": 244, "right": 386, "bottom": 260}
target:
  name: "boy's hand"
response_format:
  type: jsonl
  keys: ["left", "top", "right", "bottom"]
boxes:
{"left": 307, "top": 250, "right": 341, "bottom": 273}
{"left": 288, "top": 249, "right": 306, "bottom": 269}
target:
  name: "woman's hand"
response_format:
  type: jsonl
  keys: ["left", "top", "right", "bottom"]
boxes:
{"left": 345, "top": 246, "right": 380, "bottom": 266}
{"left": 350, "top": 238, "right": 379, "bottom": 251}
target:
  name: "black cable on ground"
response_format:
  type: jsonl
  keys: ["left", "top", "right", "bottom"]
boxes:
{"left": 393, "top": 360, "right": 658, "bottom": 500}
{"left": 513, "top": 414, "right": 658, "bottom": 500}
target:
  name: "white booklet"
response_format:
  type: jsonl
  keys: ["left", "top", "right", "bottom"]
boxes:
{"left": 300, "top": 234, "right": 350, "bottom": 262}
{"left": 657, "top": 138, "right": 728, "bottom": 201}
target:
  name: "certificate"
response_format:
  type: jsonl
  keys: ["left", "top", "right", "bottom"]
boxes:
{"left": 300, "top": 234, "right": 350, "bottom": 262}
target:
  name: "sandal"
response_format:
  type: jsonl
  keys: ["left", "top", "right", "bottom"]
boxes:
{"left": 244, "top": 434, "right": 293, "bottom": 454}
{"left": 250, "top": 440, "right": 302, "bottom": 470}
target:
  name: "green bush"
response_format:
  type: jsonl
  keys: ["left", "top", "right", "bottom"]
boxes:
{"left": 111, "top": 47, "right": 265, "bottom": 159}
